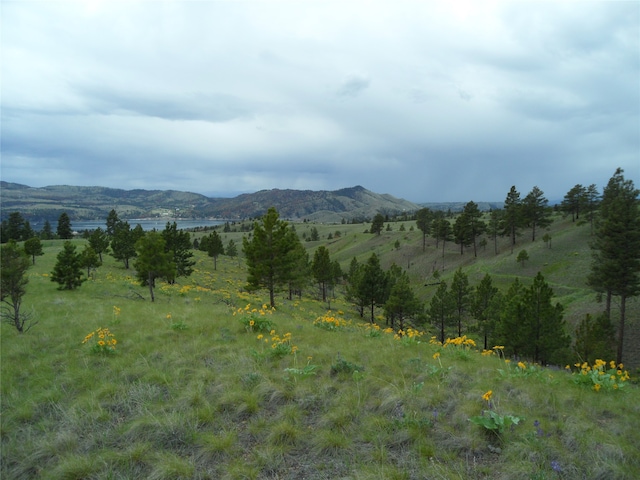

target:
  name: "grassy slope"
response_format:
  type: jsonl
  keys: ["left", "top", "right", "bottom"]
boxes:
{"left": 1, "top": 231, "right": 639, "bottom": 480}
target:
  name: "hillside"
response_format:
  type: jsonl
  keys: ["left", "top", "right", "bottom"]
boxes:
{"left": 0, "top": 182, "right": 421, "bottom": 223}
{"left": 1, "top": 237, "right": 638, "bottom": 479}
{"left": 200, "top": 186, "right": 421, "bottom": 221}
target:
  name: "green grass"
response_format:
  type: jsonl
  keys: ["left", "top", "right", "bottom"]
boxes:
{"left": 2, "top": 221, "right": 640, "bottom": 479}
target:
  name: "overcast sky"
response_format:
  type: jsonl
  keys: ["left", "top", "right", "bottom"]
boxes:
{"left": 2, "top": 1, "right": 638, "bottom": 203}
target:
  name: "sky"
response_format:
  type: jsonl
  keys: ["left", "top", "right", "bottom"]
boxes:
{"left": 2, "top": 0, "right": 639, "bottom": 203}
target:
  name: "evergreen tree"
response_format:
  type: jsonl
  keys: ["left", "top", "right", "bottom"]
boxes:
{"left": 5, "top": 212, "right": 26, "bottom": 242}
{"left": 57, "top": 212, "right": 73, "bottom": 239}
{"left": 384, "top": 270, "right": 422, "bottom": 330}
{"left": 495, "top": 278, "right": 528, "bottom": 357}
{"left": 516, "top": 249, "right": 529, "bottom": 267}
{"left": 428, "top": 280, "right": 454, "bottom": 344}
{"left": 80, "top": 245, "right": 102, "bottom": 278}
{"left": 345, "top": 257, "right": 366, "bottom": 318}
{"left": 51, "top": 241, "right": 85, "bottom": 290}
{"left": 312, "top": 246, "right": 332, "bottom": 302}
{"left": 415, "top": 208, "right": 433, "bottom": 251}
{"left": 162, "top": 222, "right": 195, "bottom": 280}
{"left": 242, "top": 207, "right": 300, "bottom": 308}
{"left": 1, "top": 240, "right": 35, "bottom": 332}
{"left": 357, "top": 253, "right": 388, "bottom": 323}
{"left": 88, "top": 227, "right": 110, "bottom": 262}
{"left": 471, "top": 273, "right": 500, "bottom": 350}
{"left": 587, "top": 168, "right": 640, "bottom": 364}
{"left": 110, "top": 221, "right": 137, "bottom": 269}
{"left": 105, "top": 209, "right": 120, "bottom": 238}
{"left": 486, "top": 209, "right": 503, "bottom": 255}
{"left": 448, "top": 267, "right": 471, "bottom": 337}
{"left": 24, "top": 237, "right": 44, "bottom": 265}
{"left": 573, "top": 313, "right": 616, "bottom": 365}
{"left": 287, "top": 236, "right": 310, "bottom": 301}
{"left": 584, "top": 184, "right": 600, "bottom": 234}
{"left": 501, "top": 186, "right": 523, "bottom": 252}
{"left": 40, "top": 220, "right": 54, "bottom": 240}
{"left": 226, "top": 239, "right": 238, "bottom": 258}
{"left": 433, "top": 216, "right": 452, "bottom": 270}
{"left": 201, "top": 230, "right": 224, "bottom": 270}
{"left": 22, "top": 221, "right": 35, "bottom": 241}
{"left": 523, "top": 186, "right": 552, "bottom": 241}
{"left": 525, "top": 272, "right": 569, "bottom": 364}
{"left": 134, "top": 232, "right": 176, "bottom": 302}
{"left": 370, "top": 213, "right": 385, "bottom": 236}
{"left": 561, "top": 184, "right": 587, "bottom": 222}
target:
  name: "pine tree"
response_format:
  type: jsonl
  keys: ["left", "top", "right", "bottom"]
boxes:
{"left": 1, "top": 240, "right": 35, "bottom": 332}
{"left": 345, "top": 257, "right": 366, "bottom": 318}
{"left": 312, "top": 246, "right": 332, "bottom": 302}
{"left": 134, "top": 232, "right": 176, "bottom": 302}
{"left": 415, "top": 208, "right": 433, "bottom": 251}
{"left": 573, "top": 313, "right": 616, "bottom": 364}
{"left": 357, "top": 253, "right": 388, "bottom": 323}
{"left": 201, "top": 230, "right": 224, "bottom": 270}
{"left": 587, "top": 168, "right": 640, "bottom": 364}
{"left": 428, "top": 280, "right": 454, "bottom": 344}
{"left": 80, "top": 245, "right": 102, "bottom": 278}
{"left": 496, "top": 278, "right": 528, "bottom": 357}
{"left": 501, "top": 186, "right": 523, "bottom": 252}
{"left": 243, "top": 207, "right": 300, "bottom": 308}
{"left": 525, "top": 272, "right": 569, "bottom": 364}
{"left": 523, "top": 186, "right": 552, "bottom": 241}
{"left": 51, "top": 241, "right": 85, "bottom": 290}
{"left": 40, "top": 220, "right": 54, "bottom": 240}
{"left": 5, "top": 212, "right": 26, "bottom": 242}
{"left": 57, "top": 212, "right": 73, "bottom": 240}
{"left": 105, "top": 209, "right": 120, "bottom": 238}
{"left": 24, "top": 237, "right": 44, "bottom": 265}
{"left": 561, "top": 184, "right": 587, "bottom": 222}
{"left": 384, "top": 270, "right": 422, "bottom": 330}
{"left": 448, "top": 267, "right": 471, "bottom": 337}
{"left": 110, "top": 221, "right": 137, "bottom": 269}
{"left": 370, "top": 213, "right": 385, "bottom": 236}
{"left": 88, "top": 227, "right": 110, "bottom": 262}
{"left": 162, "top": 222, "right": 195, "bottom": 280}
{"left": 472, "top": 273, "right": 500, "bottom": 350}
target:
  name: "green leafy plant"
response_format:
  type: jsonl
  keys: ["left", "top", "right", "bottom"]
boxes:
{"left": 284, "top": 356, "right": 319, "bottom": 379}
{"left": 235, "top": 303, "right": 275, "bottom": 333}
{"left": 330, "top": 357, "right": 364, "bottom": 375}
{"left": 82, "top": 327, "right": 117, "bottom": 355}
{"left": 572, "top": 359, "right": 630, "bottom": 392}
{"left": 469, "top": 390, "right": 523, "bottom": 436}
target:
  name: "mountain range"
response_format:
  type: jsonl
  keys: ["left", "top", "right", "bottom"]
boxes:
{"left": 0, "top": 182, "right": 443, "bottom": 223}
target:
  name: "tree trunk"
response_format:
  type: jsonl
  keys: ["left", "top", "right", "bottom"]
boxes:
{"left": 148, "top": 272, "right": 155, "bottom": 302}
{"left": 617, "top": 294, "right": 626, "bottom": 365}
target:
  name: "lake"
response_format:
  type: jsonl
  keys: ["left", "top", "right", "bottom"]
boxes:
{"left": 71, "top": 219, "right": 224, "bottom": 232}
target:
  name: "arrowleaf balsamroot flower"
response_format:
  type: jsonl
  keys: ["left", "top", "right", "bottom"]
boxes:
{"left": 482, "top": 390, "right": 493, "bottom": 402}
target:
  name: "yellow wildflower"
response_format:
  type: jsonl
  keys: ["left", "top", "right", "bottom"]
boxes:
{"left": 482, "top": 390, "right": 493, "bottom": 402}
{"left": 433, "top": 352, "right": 440, "bottom": 360}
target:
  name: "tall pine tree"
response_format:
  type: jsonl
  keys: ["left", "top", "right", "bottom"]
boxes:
{"left": 587, "top": 168, "right": 640, "bottom": 364}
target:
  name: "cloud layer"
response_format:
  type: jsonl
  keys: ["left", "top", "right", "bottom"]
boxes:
{"left": 2, "top": 1, "right": 638, "bottom": 202}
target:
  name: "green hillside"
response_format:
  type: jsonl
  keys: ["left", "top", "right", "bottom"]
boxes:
{"left": 1, "top": 216, "right": 639, "bottom": 479}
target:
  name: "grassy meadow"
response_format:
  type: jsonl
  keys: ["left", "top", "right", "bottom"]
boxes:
{"left": 2, "top": 215, "right": 640, "bottom": 479}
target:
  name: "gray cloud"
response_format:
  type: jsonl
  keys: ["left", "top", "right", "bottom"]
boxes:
{"left": 1, "top": 1, "right": 638, "bottom": 203}
{"left": 336, "top": 73, "right": 371, "bottom": 98}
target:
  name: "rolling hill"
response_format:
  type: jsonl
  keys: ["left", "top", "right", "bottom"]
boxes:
{"left": 0, "top": 182, "right": 421, "bottom": 223}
